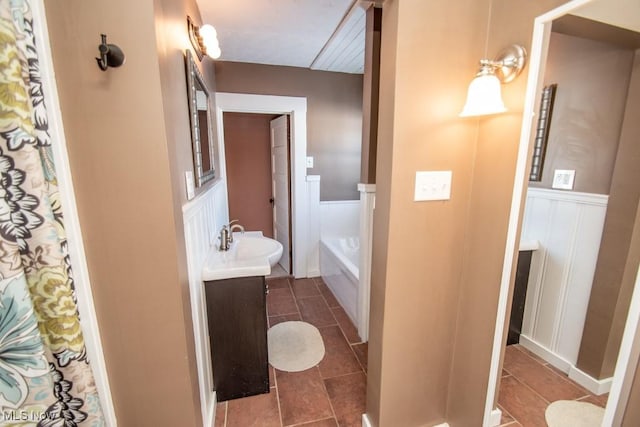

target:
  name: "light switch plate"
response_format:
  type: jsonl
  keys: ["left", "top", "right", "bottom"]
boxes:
{"left": 552, "top": 169, "right": 575, "bottom": 190}
{"left": 306, "top": 156, "right": 314, "bottom": 168}
{"left": 185, "top": 171, "right": 195, "bottom": 200}
{"left": 414, "top": 171, "right": 452, "bottom": 201}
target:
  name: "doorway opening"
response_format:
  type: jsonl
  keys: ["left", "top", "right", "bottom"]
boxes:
{"left": 215, "top": 93, "right": 309, "bottom": 278}
{"left": 223, "top": 112, "right": 293, "bottom": 274}
{"left": 483, "top": 0, "right": 640, "bottom": 425}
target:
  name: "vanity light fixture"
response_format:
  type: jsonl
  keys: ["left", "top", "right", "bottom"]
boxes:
{"left": 460, "top": 44, "right": 527, "bottom": 117}
{"left": 96, "top": 34, "right": 125, "bottom": 71}
{"left": 187, "top": 16, "right": 222, "bottom": 61}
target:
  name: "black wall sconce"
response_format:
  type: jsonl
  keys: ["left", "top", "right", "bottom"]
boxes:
{"left": 96, "top": 34, "right": 125, "bottom": 71}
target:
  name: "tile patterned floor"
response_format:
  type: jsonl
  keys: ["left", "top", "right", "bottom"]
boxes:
{"left": 498, "top": 344, "right": 609, "bottom": 427}
{"left": 215, "top": 277, "right": 368, "bottom": 427}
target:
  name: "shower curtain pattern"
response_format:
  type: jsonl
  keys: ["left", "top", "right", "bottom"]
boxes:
{"left": 0, "top": 1, "right": 104, "bottom": 425}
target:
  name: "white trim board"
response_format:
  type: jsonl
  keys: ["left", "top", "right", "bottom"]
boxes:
{"left": 32, "top": 1, "right": 116, "bottom": 424}
{"left": 489, "top": 408, "right": 502, "bottom": 427}
{"left": 605, "top": 267, "right": 640, "bottom": 426}
{"left": 520, "top": 335, "right": 612, "bottom": 395}
{"left": 484, "top": 0, "right": 640, "bottom": 426}
{"left": 182, "top": 181, "right": 227, "bottom": 426}
{"left": 569, "top": 366, "right": 612, "bottom": 396}
{"left": 215, "top": 93, "right": 309, "bottom": 278}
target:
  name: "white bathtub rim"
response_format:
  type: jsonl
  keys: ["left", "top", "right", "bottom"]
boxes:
{"left": 320, "top": 237, "right": 359, "bottom": 280}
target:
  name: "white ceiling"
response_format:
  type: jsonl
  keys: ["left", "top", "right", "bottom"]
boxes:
{"left": 197, "top": 0, "right": 370, "bottom": 74}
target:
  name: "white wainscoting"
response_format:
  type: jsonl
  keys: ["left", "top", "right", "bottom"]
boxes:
{"left": 307, "top": 176, "right": 321, "bottom": 277}
{"left": 182, "top": 180, "right": 229, "bottom": 427}
{"left": 320, "top": 200, "right": 360, "bottom": 239}
{"left": 357, "top": 183, "right": 375, "bottom": 342}
{"left": 520, "top": 188, "right": 608, "bottom": 374}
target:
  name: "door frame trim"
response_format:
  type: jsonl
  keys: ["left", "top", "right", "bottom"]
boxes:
{"left": 483, "top": 0, "right": 640, "bottom": 425}
{"left": 215, "top": 93, "right": 308, "bottom": 277}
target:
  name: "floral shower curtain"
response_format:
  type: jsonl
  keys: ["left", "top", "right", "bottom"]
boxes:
{"left": 0, "top": 1, "right": 104, "bottom": 425}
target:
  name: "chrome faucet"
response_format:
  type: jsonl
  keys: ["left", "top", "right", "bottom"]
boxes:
{"left": 218, "top": 225, "right": 230, "bottom": 251}
{"left": 228, "top": 219, "right": 245, "bottom": 243}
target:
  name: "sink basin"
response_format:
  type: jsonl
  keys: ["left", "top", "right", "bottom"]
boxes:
{"left": 202, "top": 231, "right": 283, "bottom": 281}
{"left": 235, "top": 236, "right": 283, "bottom": 267}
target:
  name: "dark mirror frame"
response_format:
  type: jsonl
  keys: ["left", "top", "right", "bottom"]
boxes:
{"left": 185, "top": 49, "right": 216, "bottom": 187}
{"left": 529, "top": 83, "right": 557, "bottom": 182}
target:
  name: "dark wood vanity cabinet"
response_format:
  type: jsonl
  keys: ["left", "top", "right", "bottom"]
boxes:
{"left": 508, "top": 250, "right": 533, "bottom": 345}
{"left": 204, "top": 276, "right": 269, "bottom": 401}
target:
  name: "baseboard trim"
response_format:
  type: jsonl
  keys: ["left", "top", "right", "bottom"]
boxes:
{"left": 307, "top": 268, "right": 321, "bottom": 277}
{"left": 489, "top": 407, "right": 502, "bottom": 426}
{"left": 519, "top": 335, "right": 572, "bottom": 373}
{"left": 569, "top": 366, "right": 612, "bottom": 396}
{"left": 520, "top": 335, "right": 612, "bottom": 395}
{"left": 361, "top": 413, "right": 450, "bottom": 427}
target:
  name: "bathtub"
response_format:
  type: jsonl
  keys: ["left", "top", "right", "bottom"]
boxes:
{"left": 320, "top": 237, "right": 359, "bottom": 326}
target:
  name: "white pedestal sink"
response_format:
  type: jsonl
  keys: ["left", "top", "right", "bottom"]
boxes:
{"left": 202, "top": 231, "right": 283, "bottom": 281}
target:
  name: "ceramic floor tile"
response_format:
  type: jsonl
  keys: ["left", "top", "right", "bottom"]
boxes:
{"left": 214, "top": 402, "right": 226, "bottom": 427}
{"left": 314, "top": 279, "right": 341, "bottom": 308}
{"left": 324, "top": 372, "right": 366, "bottom": 427}
{"left": 351, "top": 343, "right": 368, "bottom": 373}
{"left": 276, "top": 368, "right": 334, "bottom": 426}
{"left": 513, "top": 344, "right": 546, "bottom": 365}
{"left": 318, "top": 326, "right": 362, "bottom": 379}
{"left": 267, "top": 287, "right": 299, "bottom": 316}
{"left": 498, "top": 376, "right": 549, "bottom": 427}
{"left": 295, "top": 419, "right": 338, "bottom": 426}
{"left": 579, "top": 393, "right": 609, "bottom": 408}
{"left": 269, "top": 313, "right": 302, "bottom": 327}
{"left": 292, "top": 278, "right": 321, "bottom": 299}
{"left": 269, "top": 366, "right": 275, "bottom": 388}
{"left": 503, "top": 346, "right": 587, "bottom": 402}
{"left": 226, "top": 391, "right": 280, "bottom": 427}
{"left": 297, "top": 296, "right": 337, "bottom": 328}
{"left": 266, "top": 277, "right": 291, "bottom": 290}
{"left": 331, "top": 306, "right": 361, "bottom": 344}
{"left": 498, "top": 404, "right": 515, "bottom": 425}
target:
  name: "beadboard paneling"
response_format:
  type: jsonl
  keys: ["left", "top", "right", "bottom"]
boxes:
{"left": 521, "top": 188, "right": 608, "bottom": 366}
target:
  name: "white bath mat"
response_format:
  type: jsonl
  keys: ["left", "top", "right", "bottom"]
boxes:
{"left": 545, "top": 400, "right": 605, "bottom": 427}
{"left": 267, "top": 321, "right": 325, "bottom": 372}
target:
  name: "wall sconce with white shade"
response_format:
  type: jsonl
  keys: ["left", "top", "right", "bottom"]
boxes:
{"left": 187, "top": 16, "right": 222, "bottom": 61}
{"left": 460, "top": 44, "right": 527, "bottom": 117}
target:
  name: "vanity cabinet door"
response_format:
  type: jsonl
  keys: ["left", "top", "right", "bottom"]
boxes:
{"left": 204, "top": 276, "right": 269, "bottom": 401}
{"left": 508, "top": 250, "right": 533, "bottom": 345}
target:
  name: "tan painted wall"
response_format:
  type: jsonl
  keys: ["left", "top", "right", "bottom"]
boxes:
{"left": 214, "top": 62, "right": 363, "bottom": 201}
{"left": 578, "top": 50, "right": 640, "bottom": 380}
{"left": 368, "top": 0, "right": 569, "bottom": 425}
{"left": 223, "top": 112, "right": 280, "bottom": 237}
{"left": 360, "top": 6, "right": 382, "bottom": 184}
{"left": 528, "top": 33, "right": 634, "bottom": 194}
{"left": 368, "top": 0, "right": 490, "bottom": 424}
{"left": 447, "top": 1, "right": 570, "bottom": 424}
{"left": 45, "top": 0, "right": 204, "bottom": 424}
{"left": 365, "top": 0, "right": 398, "bottom": 423}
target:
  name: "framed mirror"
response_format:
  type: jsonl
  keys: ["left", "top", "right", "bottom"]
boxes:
{"left": 185, "top": 49, "right": 216, "bottom": 187}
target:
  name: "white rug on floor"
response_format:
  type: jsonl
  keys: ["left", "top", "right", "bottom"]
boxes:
{"left": 545, "top": 400, "right": 605, "bottom": 427}
{"left": 267, "top": 321, "right": 325, "bottom": 372}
